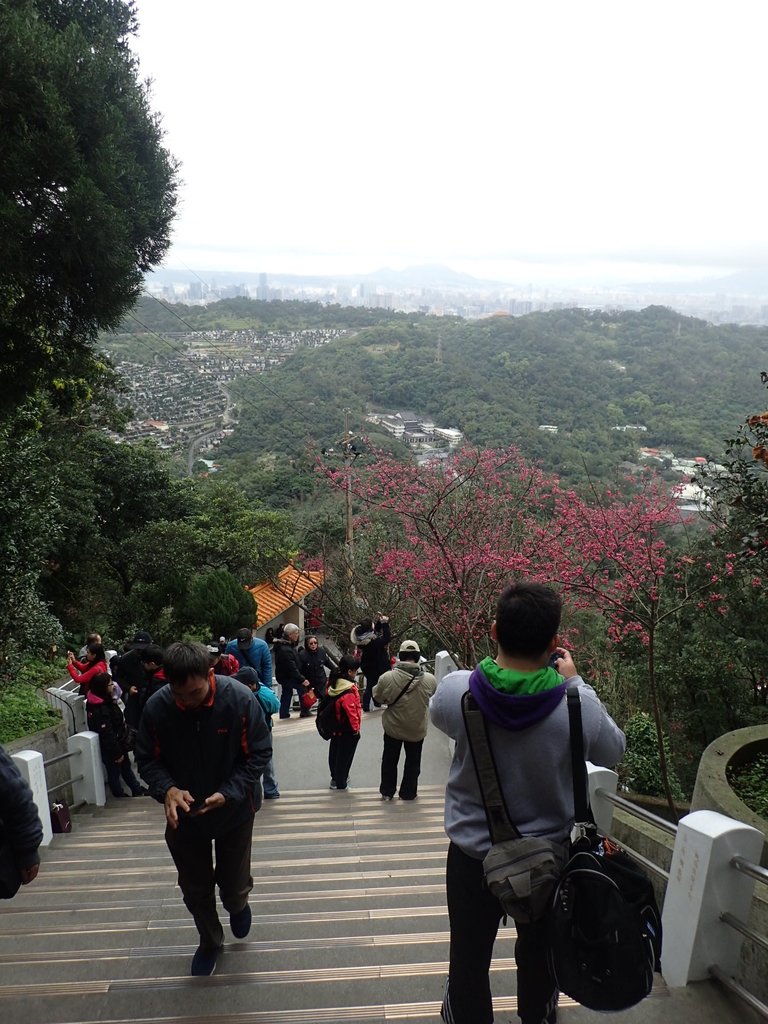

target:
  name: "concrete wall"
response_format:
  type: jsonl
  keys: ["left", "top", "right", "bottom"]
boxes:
{"left": 691, "top": 726, "right": 768, "bottom": 867}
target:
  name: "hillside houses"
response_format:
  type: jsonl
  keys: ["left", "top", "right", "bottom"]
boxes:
{"left": 106, "top": 327, "right": 345, "bottom": 455}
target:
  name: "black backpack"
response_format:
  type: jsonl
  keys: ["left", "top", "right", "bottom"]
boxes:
{"left": 547, "top": 687, "right": 662, "bottom": 1012}
{"left": 315, "top": 694, "right": 349, "bottom": 740}
{"left": 548, "top": 839, "right": 661, "bottom": 1010}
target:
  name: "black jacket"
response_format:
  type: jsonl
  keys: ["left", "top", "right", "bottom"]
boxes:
{"left": 0, "top": 746, "right": 43, "bottom": 871}
{"left": 273, "top": 638, "right": 306, "bottom": 687}
{"left": 299, "top": 646, "right": 335, "bottom": 693}
{"left": 354, "top": 622, "right": 391, "bottom": 681}
{"left": 86, "top": 698, "right": 131, "bottom": 762}
{"left": 112, "top": 646, "right": 147, "bottom": 691}
{"left": 135, "top": 675, "right": 271, "bottom": 837}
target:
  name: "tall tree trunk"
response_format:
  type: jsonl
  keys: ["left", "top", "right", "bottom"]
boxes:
{"left": 646, "top": 617, "right": 679, "bottom": 822}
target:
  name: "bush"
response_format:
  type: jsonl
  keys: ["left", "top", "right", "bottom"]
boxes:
{"left": 0, "top": 683, "right": 60, "bottom": 743}
{"left": 0, "top": 655, "right": 67, "bottom": 742}
{"left": 620, "top": 712, "right": 685, "bottom": 800}
{"left": 728, "top": 753, "right": 768, "bottom": 818}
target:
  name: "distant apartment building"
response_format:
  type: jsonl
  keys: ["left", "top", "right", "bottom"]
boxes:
{"left": 369, "top": 411, "right": 463, "bottom": 448}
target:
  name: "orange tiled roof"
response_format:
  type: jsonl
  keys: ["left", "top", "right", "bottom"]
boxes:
{"left": 248, "top": 565, "right": 324, "bottom": 629}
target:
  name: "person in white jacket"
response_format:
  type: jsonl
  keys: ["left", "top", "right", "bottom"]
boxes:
{"left": 430, "top": 582, "right": 625, "bottom": 1024}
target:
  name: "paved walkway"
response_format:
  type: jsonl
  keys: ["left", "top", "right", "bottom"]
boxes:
{"left": 0, "top": 710, "right": 757, "bottom": 1024}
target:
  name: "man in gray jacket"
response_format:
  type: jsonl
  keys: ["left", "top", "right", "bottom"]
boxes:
{"left": 430, "top": 583, "right": 625, "bottom": 1024}
{"left": 373, "top": 640, "right": 436, "bottom": 801}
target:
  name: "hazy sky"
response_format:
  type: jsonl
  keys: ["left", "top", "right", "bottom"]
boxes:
{"left": 131, "top": 1, "right": 768, "bottom": 285}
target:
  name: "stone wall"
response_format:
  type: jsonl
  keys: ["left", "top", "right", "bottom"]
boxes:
{"left": 691, "top": 725, "right": 768, "bottom": 867}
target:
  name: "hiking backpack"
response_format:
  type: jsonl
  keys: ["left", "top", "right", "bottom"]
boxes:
{"left": 315, "top": 694, "right": 343, "bottom": 740}
{"left": 546, "top": 686, "right": 662, "bottom": 1012}
{"left": 548, "top": 838, "right": 662, "bottom": 1010}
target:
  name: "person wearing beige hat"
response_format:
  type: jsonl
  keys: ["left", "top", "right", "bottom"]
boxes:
{"left": 373, "top": 639, "right": 436, "bottom": 801}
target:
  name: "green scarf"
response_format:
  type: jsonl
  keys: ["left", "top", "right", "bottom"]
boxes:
{"left": 479, "top": 656, "right": 562, "bottom": 695}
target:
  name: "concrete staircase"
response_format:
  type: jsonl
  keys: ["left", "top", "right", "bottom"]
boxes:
{"left": 0, "top": 717, "right": 757, "bottom": 1024}
{"left": 0, "top": 785, "right": 498, "bottom": 1023}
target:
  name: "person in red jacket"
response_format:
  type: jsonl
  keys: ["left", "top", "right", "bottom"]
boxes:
{"left": 208, "top": 642, "right": 239, "bottom": 676}
{"left": 66, "top": 642, "right": 108, "bottom": 695}
{"left": 324, "top": 655, "right": 362, "bottom": 791}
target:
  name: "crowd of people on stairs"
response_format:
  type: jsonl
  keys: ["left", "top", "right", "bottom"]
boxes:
{"left": 4, "top": 586, "right": 625, "bottom": 1024}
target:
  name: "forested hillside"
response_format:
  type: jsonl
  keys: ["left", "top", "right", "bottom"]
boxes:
{"left": 208, "top": 303, "right": 765, "bottom": 495}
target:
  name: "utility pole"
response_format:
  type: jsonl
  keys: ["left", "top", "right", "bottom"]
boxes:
{"left": 342, "top": 408, "right": 355, "bottom": 566}
{"left": 321, "top": 413, "right": 363, "bottom": 599}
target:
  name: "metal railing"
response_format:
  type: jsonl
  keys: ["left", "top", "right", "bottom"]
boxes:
{"left": 11, "top": 733, "right": 106, "bottom": 845}
{"left": 594, "top": 786, "right": 677, "bottom": 881}
{"left": 43, "top": 749, "right": 84, "bottom": 798}
{"left": 712, "top": 854, "right": 768, "bottom": 1019}
{"left": 596, "top": 787, "right": 679, "bottom": 836}
{"left": 43, "top": 688, "right": 78, "bottom": 734}
{"left": 592, "top": 776, "right": 768, "bottom": 1018}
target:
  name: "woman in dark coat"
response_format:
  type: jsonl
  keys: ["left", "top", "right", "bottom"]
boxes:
{"left": 350, "top": 615, "right": 391, "bottom": 711}
{"left": 86, "top": 673, "right": 145, "bottom": 798}
{"left": 299, "top": 637, "right": 336, "bottom": 700}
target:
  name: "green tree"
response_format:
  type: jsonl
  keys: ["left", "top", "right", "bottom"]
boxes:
{"left": 0, "top": 404, "right": 65, "bottom": 673}
{"left": 621, "top": 712, "right": 684, "bottom": 800}
{"left": 0, "top": 0, "right": 177, "bottom": 411}
{"left": 179, "top": 569, "right": 257, "bottom": 639}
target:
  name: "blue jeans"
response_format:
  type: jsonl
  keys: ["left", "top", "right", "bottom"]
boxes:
{"left": 262, "top": 757, "right": 279, "bottom": 797}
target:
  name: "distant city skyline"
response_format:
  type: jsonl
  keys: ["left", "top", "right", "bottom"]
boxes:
{"left": 131, "top": 0, "right": 768, "bottom": 289}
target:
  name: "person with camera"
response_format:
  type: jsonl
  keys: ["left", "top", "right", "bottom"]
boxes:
{"left": 350, "top": 613, "right": 391, "bottom": 712}
{"left": 430, "top": 583, "right": 625, "bottom": 1024}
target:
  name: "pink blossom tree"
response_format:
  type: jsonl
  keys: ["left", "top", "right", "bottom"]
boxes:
{"left": 317, "top": 446, "right": 718, "bottom": 812}
{"left": 318, "top": 444, "right": 561, "bottom": 665}
{"left": 547, "top": 477, "right": 718, "bottom": 815}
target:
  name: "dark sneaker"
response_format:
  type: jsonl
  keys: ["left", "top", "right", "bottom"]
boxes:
{"left": 230, "top": 904, "right": 252, "bottom": 939}
{"left": 190, "top": 944, "right": 221, "bottom": 976}
{"left": 381, "top": 794, "right": 394, "bottom": 801}
{"left": 264, "top": 792, "right": 280, "bottom": 800}
{"left": 329, "top": 780, "right": 337, "bottom": 789}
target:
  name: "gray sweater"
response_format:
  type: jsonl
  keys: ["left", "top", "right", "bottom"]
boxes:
{"left": 429, "top": 669, "right": 626, "bottom": 859}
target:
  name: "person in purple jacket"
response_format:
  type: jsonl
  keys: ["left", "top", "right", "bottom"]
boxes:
{"left": 430, "top": 583, "right": 625, "bottom": 1024}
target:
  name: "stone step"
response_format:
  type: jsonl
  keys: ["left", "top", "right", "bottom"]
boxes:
{"left": 0, "top": 784, "right": 492, "bottom": 1024}
{"left": 0, "top": 955, "right": 528, "bottom": 1024}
